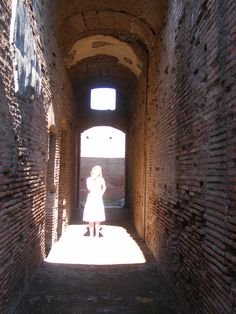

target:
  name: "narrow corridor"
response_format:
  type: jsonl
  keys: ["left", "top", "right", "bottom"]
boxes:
{"left": 15, "top": 210, "right": 184, "bottom": 314}
{"left": 1, "top": 1, "right": 236, "bottom": 313}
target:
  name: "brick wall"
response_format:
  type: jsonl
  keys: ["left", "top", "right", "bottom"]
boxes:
{"left": 1, "top": 0, "right": 236, "bottom": 313}
{"left": 129, "top": 0, "right": 236, "bottom": 313}
{"left": 128, "top": 70, "right": 147, "bottom": 238}
{"left": 0, "top": 1, "right": 76, "bottom": 313}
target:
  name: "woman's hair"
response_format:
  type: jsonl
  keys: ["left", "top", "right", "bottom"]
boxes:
{"left": 91, "top": 165, "right": 103, "bottom": 177}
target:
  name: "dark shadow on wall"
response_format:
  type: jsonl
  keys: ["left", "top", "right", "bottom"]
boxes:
{"left": 1, "top": 1, "right": 77, "bottom": 313}
{"left": 0, "top": 73, "right": 47, "bottom": 313}
{"left": 173, "top": 1, "right": 235, "bottom": 313}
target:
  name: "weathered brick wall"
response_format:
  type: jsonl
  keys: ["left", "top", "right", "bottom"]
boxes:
{"left": 142, "top": 0, "right": 236, "bottom": 313}
{"left": 1, "top": 0, "right": 235, "bottom": 312}
{"left": 128, "top": 71, "right": 147, "bottom": 238}
{"left": 0, "top": 1, "right": 76, "bottom": 313}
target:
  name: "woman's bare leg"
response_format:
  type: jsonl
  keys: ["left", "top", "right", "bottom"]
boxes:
{"left": 95, "top": 222, "right": 100, "bottom": 238}
{"left": 89, "top": 222, "right": 94, "bottom": 237}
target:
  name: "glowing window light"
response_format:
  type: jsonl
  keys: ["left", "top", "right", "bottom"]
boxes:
{"left": 90, "top": 88, "right": 116, "bottom": 110}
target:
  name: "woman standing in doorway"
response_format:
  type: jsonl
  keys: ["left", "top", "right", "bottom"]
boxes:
{"left": 83, "top": 165, "right": 106, "bottom": 237}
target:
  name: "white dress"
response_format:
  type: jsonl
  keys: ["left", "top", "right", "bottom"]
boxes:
{"left": 83, "top": 176, "right": 106, "bottom": 222}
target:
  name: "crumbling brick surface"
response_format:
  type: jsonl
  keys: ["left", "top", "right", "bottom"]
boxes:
{"left": 1, "top": 0, "right": 236, "bottom": 313}
{"left": 128, "top": 0, "right": 236, "bottom": 313}
{"left": 128, "top": 71, "right": 147, "bottom": 238}
{"left": 0, "top": 1, "right": 76, "bottom": 313}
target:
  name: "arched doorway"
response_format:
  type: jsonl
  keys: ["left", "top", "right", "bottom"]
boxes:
{"left": 78, "top": 126, "right": 126, "bottom": 221}
{"left": 45, "top": 125, "right": 57, "bottom": 254}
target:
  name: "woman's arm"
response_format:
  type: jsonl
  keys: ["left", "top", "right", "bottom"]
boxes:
{"left": 101, "top": 178, "right": 106, "bottom": 195}
{"left": 86, "top": 177, "right": 93, "bottom": 192}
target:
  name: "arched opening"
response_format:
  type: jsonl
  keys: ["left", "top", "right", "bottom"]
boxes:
{"left": 78, "top": 126, "right": 126, "bottom": 221}
{"left": 57, "top": 121, "right": 67, "bottom": 238}
{"left": 45, "top": 125, "right": 57, "bottom": 255}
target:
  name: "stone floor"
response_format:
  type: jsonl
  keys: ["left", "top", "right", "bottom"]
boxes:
{"left": 15, "top": 209, "right": 184, "bottom": 314}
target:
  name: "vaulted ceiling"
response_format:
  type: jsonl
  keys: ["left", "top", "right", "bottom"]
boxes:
{"left": 51, "top": 0, "right": 168, "bottom": 130}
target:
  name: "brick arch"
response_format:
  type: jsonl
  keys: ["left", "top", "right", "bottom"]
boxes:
{"left": 79, "top": 123, "right": 126, "bottom": 135}
{"left": 69, "top": 55, "right": 138, "bottom": 97}
{"left": 54, "top": 0, "right": 168, "bottom": 54}
{"left": 65, "top": 34, "right": 144, "bottom": 78}
{"left": 78, "top": 117, "right": 128, "bottom": 135}
{"left": 70, "top": 56, "right": 139, "bottom": 133}
{"left": 57, "top": 13, "right": 153, "bottom": 55}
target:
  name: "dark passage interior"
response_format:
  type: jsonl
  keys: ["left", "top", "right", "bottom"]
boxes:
{"left": 1, "top": 0, "right": 236, "bottom": 313}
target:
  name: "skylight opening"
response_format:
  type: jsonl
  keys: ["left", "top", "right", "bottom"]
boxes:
{"left": 90, "top": 88, "right": 116, "bottom": 110}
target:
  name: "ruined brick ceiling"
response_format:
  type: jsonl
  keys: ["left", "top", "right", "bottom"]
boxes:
{"left": 51, "top": 0, "right": 167, "bottom": 124}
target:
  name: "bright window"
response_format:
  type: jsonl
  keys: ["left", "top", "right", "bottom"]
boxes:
{"left": 90, "top": 88, "right": 116, "bottom": 110}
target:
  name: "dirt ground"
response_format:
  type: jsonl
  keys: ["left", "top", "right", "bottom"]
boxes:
{"left": 15, "top": 213, "right": 184, "bottom": 314}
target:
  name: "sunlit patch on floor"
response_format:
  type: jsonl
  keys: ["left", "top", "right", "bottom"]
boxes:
{"left": 45, "top": 225, "right": 146, "bottom": 265}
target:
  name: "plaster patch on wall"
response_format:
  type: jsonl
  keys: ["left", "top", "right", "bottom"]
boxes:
{"left": 10, "top": 0, "right": 41, "bottom": 99}
{"left": 65, "top": 35, "right": 142, "bottom": 78}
